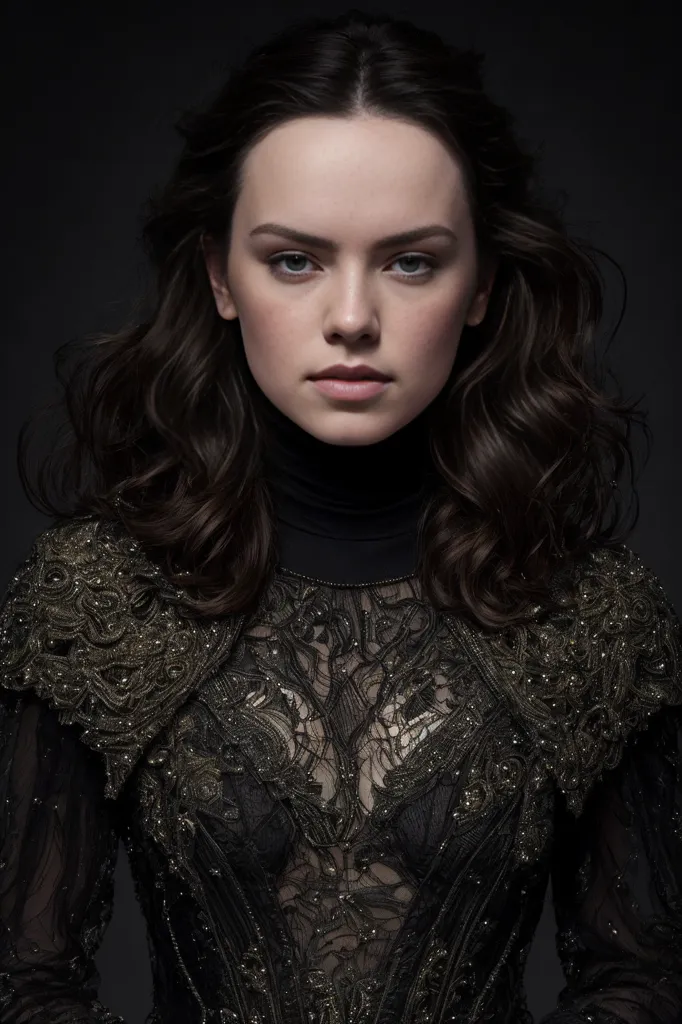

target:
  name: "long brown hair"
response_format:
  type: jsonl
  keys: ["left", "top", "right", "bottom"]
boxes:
{"left": 18, "top": 8, "right": 649, "bottom": 630}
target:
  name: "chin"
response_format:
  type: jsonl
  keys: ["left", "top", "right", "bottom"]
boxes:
{"left": 305, "top": 417, "right": 401, "bottom": 446}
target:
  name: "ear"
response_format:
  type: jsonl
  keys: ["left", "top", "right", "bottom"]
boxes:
{"left": 465, "top": 254, "right": 498, "bottom": 327}
{"left": 201, "top": 233, "right": 239, "bottom": 320}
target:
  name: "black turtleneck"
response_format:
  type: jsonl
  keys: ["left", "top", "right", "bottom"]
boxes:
{"left": 258, "top": 394, "right": 435, "bottom": 584}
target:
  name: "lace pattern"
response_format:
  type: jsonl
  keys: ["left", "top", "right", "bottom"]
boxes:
{"left": 1, "top": 517, "right": 681, "bottom": 1023}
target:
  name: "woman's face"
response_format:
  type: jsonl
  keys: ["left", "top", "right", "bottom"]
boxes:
{"left": 204, "top": 114, "right": 496, "bottom": 446}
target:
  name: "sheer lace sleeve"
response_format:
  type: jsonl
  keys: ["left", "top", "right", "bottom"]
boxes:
{"left": 540, "top": 704, "right": 682, "bottom": 1024}
{"left": 0, "top": 687, "right": 127, "bottom": 1024}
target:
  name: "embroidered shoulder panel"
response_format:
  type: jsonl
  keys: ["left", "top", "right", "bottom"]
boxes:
{"left": 2, "top": 519, "right": 680, "bottom": 818}
{"left": 449, "top": 542, "right": 682, "bottom": 816}
{"left": 0, "top": 516, "right": 244, "bottom": 799}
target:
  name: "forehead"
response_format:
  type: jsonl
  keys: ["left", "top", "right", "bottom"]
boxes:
{"left": 236, "top": 115, "right": 470, "bottom": 230}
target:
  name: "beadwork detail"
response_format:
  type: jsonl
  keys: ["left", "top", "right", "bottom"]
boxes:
{"left": 1, "top": 516, "right": 681, "bottom": 1023}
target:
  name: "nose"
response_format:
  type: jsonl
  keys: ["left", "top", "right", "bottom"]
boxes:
{"left": 323, "top": 271, "right": 379, "bottom": 346}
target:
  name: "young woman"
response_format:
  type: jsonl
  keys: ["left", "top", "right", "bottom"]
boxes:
{"left": 1, "top": 9, "right": 680, "bottom": 1024}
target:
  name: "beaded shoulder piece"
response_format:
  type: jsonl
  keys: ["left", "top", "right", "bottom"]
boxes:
{"left": 447, "top": 542, "right": 682, "bottom": 815}
{"left": 0, "top": 516, "right": 244, "bottom": 799}
{"left": 1, "top": 518, "right": 680, "bottom": 815}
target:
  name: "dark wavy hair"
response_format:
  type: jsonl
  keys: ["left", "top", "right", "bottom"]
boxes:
{"left": 18, "top": 7, "right": 650, "bottom": 630}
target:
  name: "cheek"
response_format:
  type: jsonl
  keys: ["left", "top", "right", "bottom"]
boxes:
{"left": 238, "top": 301, "right": 303, "bottom": 372}
{"left": 397, "top": 302, "right": 466, "bottom": 378}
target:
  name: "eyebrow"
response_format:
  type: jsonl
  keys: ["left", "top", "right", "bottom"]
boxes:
{"left": 249, "top": 222, "right": 457, "bottom": 251}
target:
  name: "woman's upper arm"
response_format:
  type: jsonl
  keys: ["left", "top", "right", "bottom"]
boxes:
{"left": 0, "top": 687, "right": 126, "bottom": 1024}
{"left": 540, "top": 704, "right": 682, "bottom": 1024}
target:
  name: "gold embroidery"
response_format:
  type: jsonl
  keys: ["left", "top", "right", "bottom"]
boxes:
{"left": 2, "top": 522, "right": 681, "bottom": 1022}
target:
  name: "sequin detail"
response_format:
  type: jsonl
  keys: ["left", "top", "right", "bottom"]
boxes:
{"left": 1, "top": 517, "right": 681, "bottom": 1023}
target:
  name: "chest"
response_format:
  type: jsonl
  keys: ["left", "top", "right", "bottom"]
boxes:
{"left": 133, "top": 591, "right": 552, "bottom": 873}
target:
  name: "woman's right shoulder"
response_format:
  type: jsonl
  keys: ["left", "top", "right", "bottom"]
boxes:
{"left": 1, "top": 512, "right": 184, "bottom": 598}
{"left": 4, "top": 514, "right": 138, "bottom": 580}
{"left": 0, "top": 513, "right": 183, "bottom": 679}
{"left": 0, "top": 515, "right": 152, "bottom": 631}
{"left": 0, "top": 515, "right": 151, "bottom": 708}
{"left": 0, "top": 514, "right": 235, "bottom": 799}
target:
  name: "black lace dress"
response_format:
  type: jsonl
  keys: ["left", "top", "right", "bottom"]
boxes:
{"left": 1, "top": 400, "right": 681, "bottom": 1024}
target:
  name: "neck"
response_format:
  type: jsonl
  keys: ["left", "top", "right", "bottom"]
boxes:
{"left": 258, "top": 393, "right": 436, "bottom": 583}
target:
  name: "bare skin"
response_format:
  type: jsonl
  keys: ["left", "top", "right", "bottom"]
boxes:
{"left": 204, "top": 114, "right": 496, "bottom": 446}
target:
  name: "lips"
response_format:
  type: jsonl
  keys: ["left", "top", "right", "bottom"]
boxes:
{"left": 311, "top": 377, "right": 389, "bottom": 400}
{"left": 309, "top": 364, "right": 392, "bottom": 382}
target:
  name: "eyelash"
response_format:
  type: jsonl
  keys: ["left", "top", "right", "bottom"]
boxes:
{"left": 266, "top": 251, "right": 438, "bottom": 283}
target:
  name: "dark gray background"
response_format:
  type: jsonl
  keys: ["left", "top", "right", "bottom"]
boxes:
{"left": 2, "top": 1, "right": 680, "bottom": 1019}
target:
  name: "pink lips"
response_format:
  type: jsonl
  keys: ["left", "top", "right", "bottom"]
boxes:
{"left": 310, "top": 378, "right": 389, "bottom": 400}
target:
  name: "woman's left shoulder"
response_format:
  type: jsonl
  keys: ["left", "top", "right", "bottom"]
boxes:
{"left": 546, "top": 539, "right": 682, "bottom": 715}
{"left": 572, "top": 538, "right": 677, "bottom": 601}
{"left": 563, "top": 539, "right": 681, "bottom": 672}
{"left": 468, "top": 541, "right": 682, "bottom": 816}
{"left": 535, "top": 540, "right": 682, "bottom": 812}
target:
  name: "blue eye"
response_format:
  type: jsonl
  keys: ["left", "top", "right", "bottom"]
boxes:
{"left": 392, "top": 254, "right": 435, "bottom": 277}
{"left": 266, "top": 252, "right": 437, "bottom": 281}
{"left": 268, "top": 253, "right": 314, "bottom": 276}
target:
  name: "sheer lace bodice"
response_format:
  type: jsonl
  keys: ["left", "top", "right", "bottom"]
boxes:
{"left": 1, "top": 518, "right": 681, "bottom": 1023}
